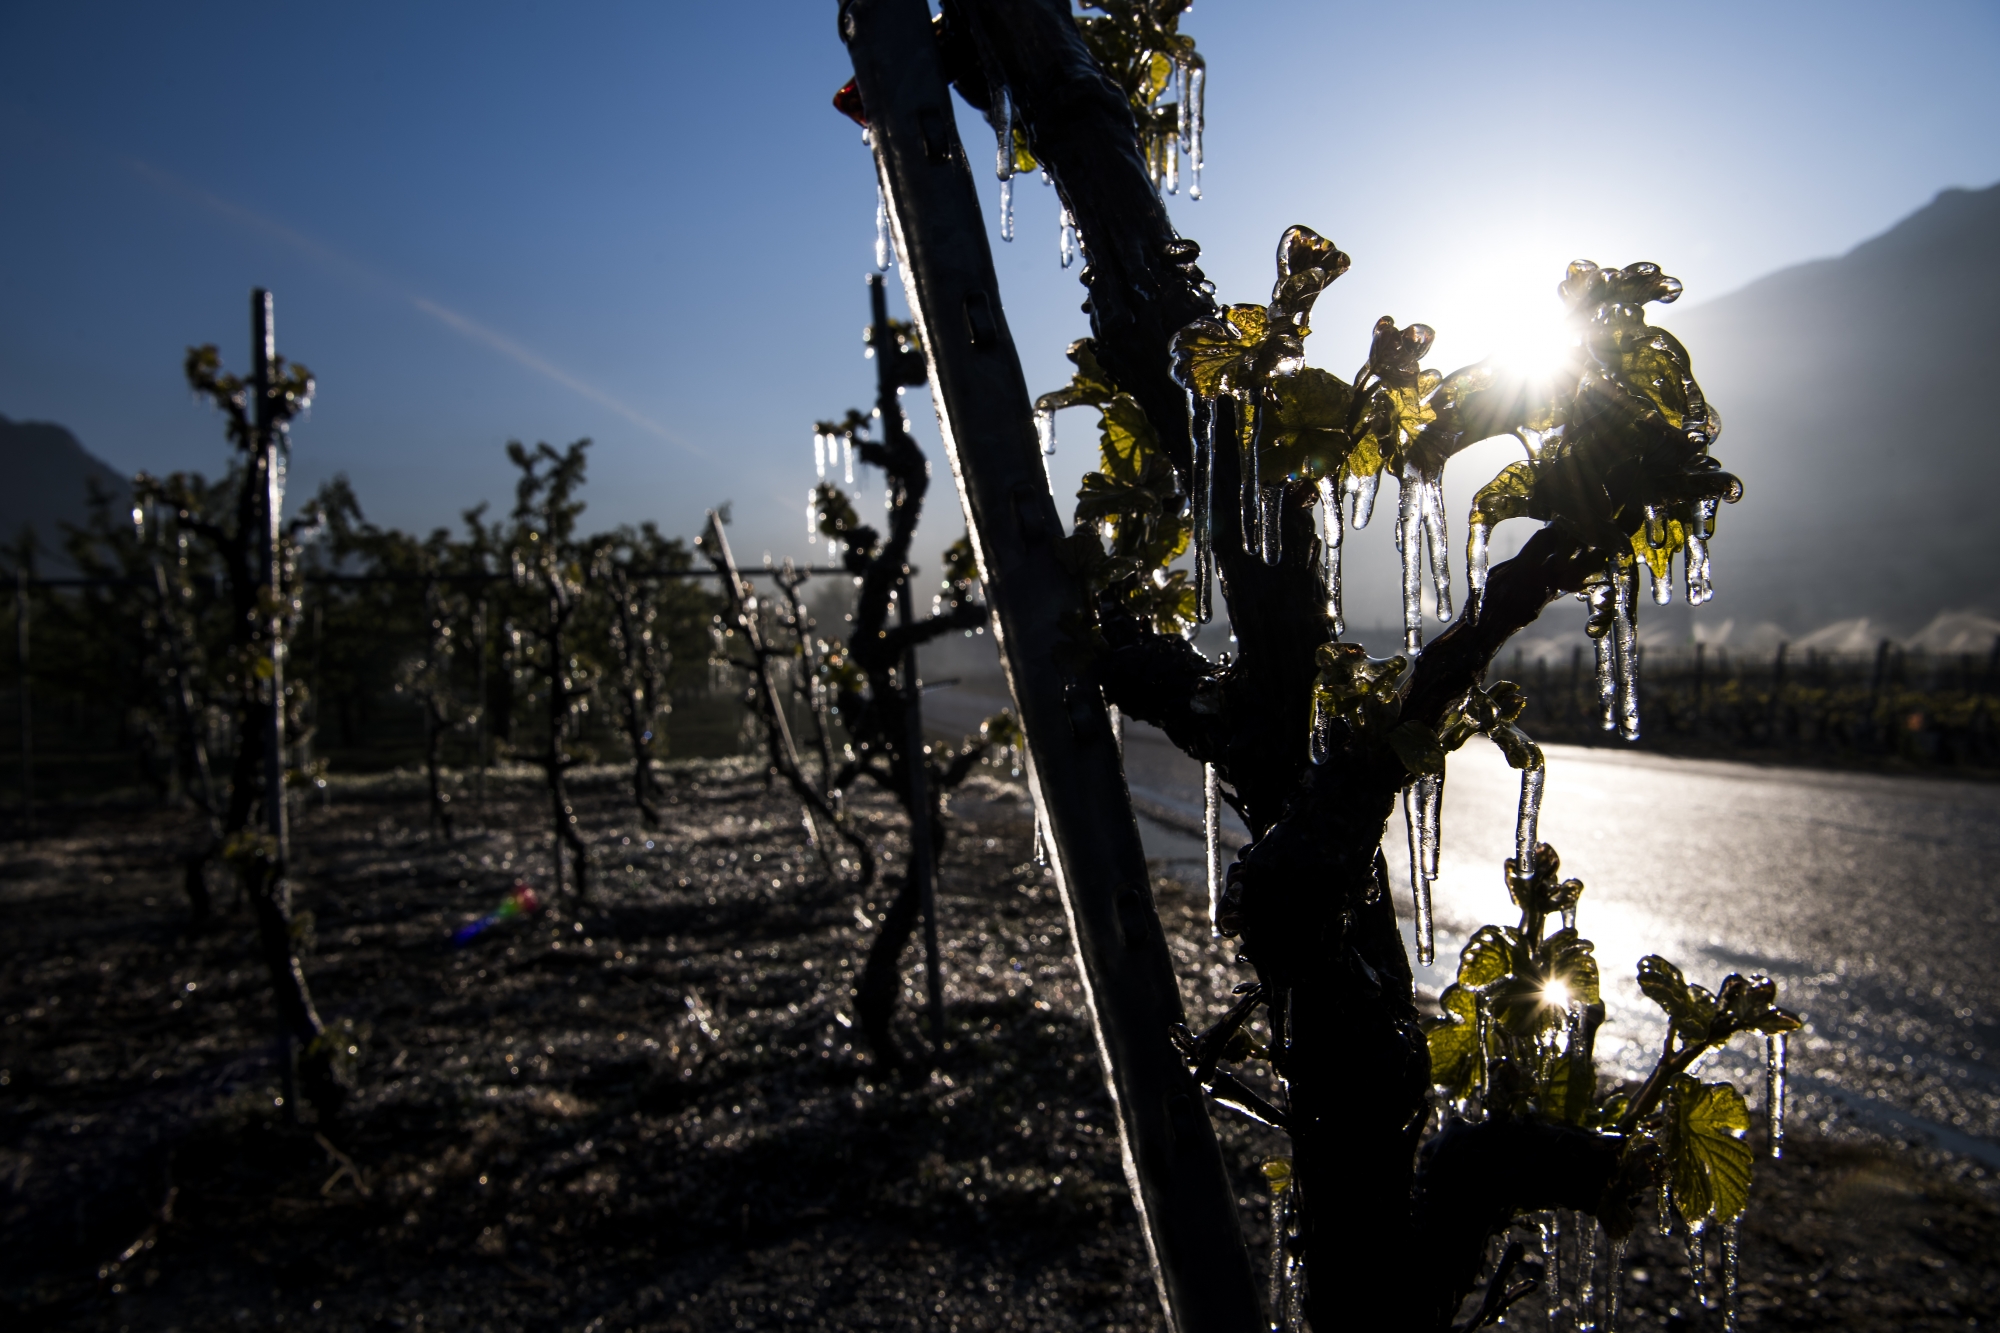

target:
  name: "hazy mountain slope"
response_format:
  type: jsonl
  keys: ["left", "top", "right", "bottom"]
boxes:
{"left": 0, "top": 415, "right": 130, "bottom": 572}
{"left": 1658, "top": 181, "right": 2000, "bottom": 632}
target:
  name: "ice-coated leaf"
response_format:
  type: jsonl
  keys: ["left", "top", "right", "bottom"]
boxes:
{"left": 1263, "top": 366, "right": 1354, "bottom": 483}
{"left": 1170, "top": 303, "right": 1270, "bottom": 399}
{"left": 1637, "top": 955, "right": 1699, "bottom": 1028}
{"left": 1545, "top": 928, "right": 1601, "bottom": 1007}
{"left": 1468, "top": 461, "right": 1540, "bottom": 532}
{"left": 1488, "top": 721, "right": 1543, "bottom": 772}
{"left": 1669, "top": 1076, "right": 1754, "bottom": 1223}
{"left": 1457, "top": 924, "right": 1519, "bottom": 990}
{"left": 1426, "top": 984, "right": 1481, "bottom": 1100}
{"left": 1387, "top": 720, "right": 1446, "bottom": 776}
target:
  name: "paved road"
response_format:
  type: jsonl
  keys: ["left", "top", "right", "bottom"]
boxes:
{"left": 926, "top": 680, "right": 2000, "bottom": 1170}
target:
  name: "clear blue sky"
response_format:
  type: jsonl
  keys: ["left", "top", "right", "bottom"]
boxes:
{"left": 4, "top": 1, "right": 1996, "bottom": 616}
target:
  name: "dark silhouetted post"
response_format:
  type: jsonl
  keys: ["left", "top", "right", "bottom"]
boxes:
{"left": 14, "top": 563, "right": 29, "bottom": 824}
{"left": 842, "top": 2, "right": 1262, "bottom": 1326}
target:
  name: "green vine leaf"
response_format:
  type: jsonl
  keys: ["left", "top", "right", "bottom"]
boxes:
{"left": 1669, "top": 1075, "right": 1754, "bottom": 1223}
{"left": 1425, "top": 984, "right": 1481, "bottom": 1101}
{"left": 1456, "top": 924, "right": 1517, "bottom": 990}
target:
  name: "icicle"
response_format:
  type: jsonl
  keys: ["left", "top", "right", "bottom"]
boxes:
{"left": 1604, "top": 1236, "right": 1626, "bottom": 1333}
{"left": 1420, "top": 475, "right": 1453, "bottom": 621}
{"left": 1645, "top": 507, "right": 1673, "bottom": 606}
{"left": 1589, "top": 581, "right": 1616, "bottom": 732}
{"left": 874, "top": 184, "right": 892, "bottom": 272}
{"left": 1686, "top": 497, "right": 1717, "bottom": 604}
{"left": 1058, "top": 205, "right": 1077, "bottom": 269}
{"left": 814, "top": 430, "right": 827, "bottom": 479}
{"left": 1514, "top": 765, "right": 1545, "bottom": 883}
{"left": 1657, "top": 1181, "right": 1674, "bottom": 1237}
{"left": 1420, "top": 772, "right": 1441, "bottom": 882}
{"left": 1239, "top": 394, "right": 1262, "bottom": 558}
{"left": 1187, "top": 65, "right": 1205, "bottom": 200}
{"left": 1268, "top": 1184, "right": 1305, "bottom": 1333}
{"left": 995, "top": 86, "right": 1015, "bottom": 182}
{"left": 1193, "top": 397, "right": 1215, "bottom": 624}
{"left": 1259, "top": 484, "right": 1284, "bottom": 566}
{"left": 1033, "top": 806, "right": 1049, "bottom": 869}
{"left": 1612, "top": 558, "right": 1640, "bottom": 741}
{"left": 1034, "top": 406, "right": 1057, "bottom": 457}
{"left": 1109, "top": 704, "right": 1124, "bottom": 755}
{"left": 1317, "top": 475, "right": 1343, "bottom": 633}
{"left": 1204, "top": 762, "right": 1223, "bottom": 937}
{"left": 1468, "top": 517, "right": 1491, "bottom": 597}
{"left": 998, "top": 176, "right": 1015, "bottom": 242}
{"left": 1766, "top": 1031, "right": 1788, "bottom": 1159}
{"left": 1397, "top": 465, "right": 1424, "bottom": 652}
{"left": 1405, "top": 775, "right": 1439, "bottom": 965}
{"left": 1176, "top": 57, "right": 1192, "bottom": 153}
{"left": 1720, "top": 1219, "right": 1740, "bottom": 1332}
{"left": 844, "top": 433, "right": 855, "bottom": 485}
{"left": 1164, "top": 129, "right": 1180, "bottom": 195}
{"left": 1686, "top": 1220, "right": 1707, "bottom": 1311}
{"left": 806, "top": 488, "right": 818, "bottom": 538}
{"left": 1347, "top": 467, "right": 1380, "bottom": 530}
{"left": 1540, "top": 1212, "right": 1562, "bottom": 1333}
{"left": 1577, "top": 1219, "right": 1598, "bottom": 1331}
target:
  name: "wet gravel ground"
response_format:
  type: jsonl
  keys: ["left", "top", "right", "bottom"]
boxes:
{"left": 2, "top": 758, "right": 1997, "bottom": 1330}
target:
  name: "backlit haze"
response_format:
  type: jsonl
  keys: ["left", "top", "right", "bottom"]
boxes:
{"left": 4, "top": 1, "right": 1997, "bottom": 635}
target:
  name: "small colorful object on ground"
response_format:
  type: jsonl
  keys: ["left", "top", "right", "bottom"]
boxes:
{"left": 451, "top": 884, "right": 543, "bottom": 947}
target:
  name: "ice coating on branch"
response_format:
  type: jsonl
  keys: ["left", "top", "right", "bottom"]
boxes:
{"left": 1317, "top": 475, "right": 1343, "bottom": 633}
{"left": 874, "top": 184, "right": 892, "bottom": 272}
{"left": 1613, "top": 559, "right": 1640, "bottom": 741}
{"left": 1721, "top": 1220, "right": 1741, "bottom": 1332}
{"left": 1058, "top": 205, "right": 1077, "bottom": 269}
{"left": 1767, "top": 1032, "right": 1788, "bottom": 1159}
{"left": 1203, "top": 763, "right": 1223, "bottom": 937}
{"left": 1515, "top": 765, "right": 1545, "bottom": 882}
{"left": 1193, "top": 396, "right": 1214, "bottom": 624}
{"left": 1187, "top": 65, "right": 1204, "bottom": 199}
{"left": 1405, "top": 774, "right": 1440, "bottom": 964}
